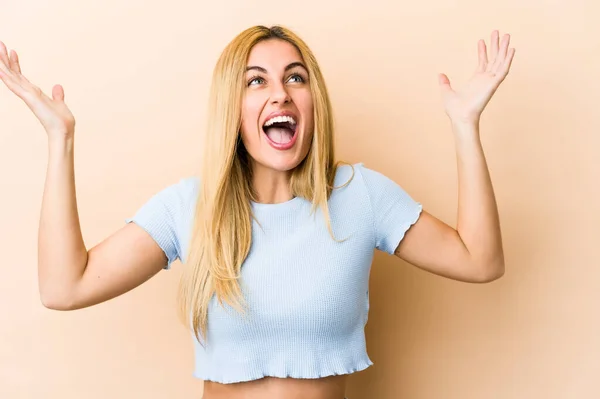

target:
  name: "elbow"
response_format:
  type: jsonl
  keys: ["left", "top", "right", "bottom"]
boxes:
{"left": 39, "top": 288, "right": 78, "bottom": 311}
{"left": 472, "top": 257, "right": 505, "bottom": 283}
{"left": 40, "top": 295, "right": 75, "bottom": 311}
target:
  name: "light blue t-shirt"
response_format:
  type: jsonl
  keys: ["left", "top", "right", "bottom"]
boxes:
{"left": 126, "top": 162, "right": 422, "bottom": 384}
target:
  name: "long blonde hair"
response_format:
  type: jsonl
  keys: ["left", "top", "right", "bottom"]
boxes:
{"left": 177, "top": 25, "right": 348, "bottom": 344}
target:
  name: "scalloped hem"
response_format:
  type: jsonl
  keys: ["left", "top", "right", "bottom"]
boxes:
{"left": 192, "top": 358, "right": 374, "bottom": 384}
{"left": 386, "top": 202, "right": 423, "bottom": 255}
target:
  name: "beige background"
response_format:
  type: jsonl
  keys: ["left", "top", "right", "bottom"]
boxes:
{"left": 1, "top": 0, "right": 598, "bottom": 398}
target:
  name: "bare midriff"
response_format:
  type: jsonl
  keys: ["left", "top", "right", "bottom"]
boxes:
{"left": 202, "top": 374, "right": 348, "bottom": 399}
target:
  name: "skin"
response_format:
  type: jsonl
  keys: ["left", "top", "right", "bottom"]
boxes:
{"left": 239, "top": 39, "right": 315, "bottom": 204}
{"left": 0, "top": 30, "right": 514, "bottom": 399}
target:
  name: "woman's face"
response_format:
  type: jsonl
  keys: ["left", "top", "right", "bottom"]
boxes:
{"left": 240, "top": 39, "right": 314, "bottom": 173}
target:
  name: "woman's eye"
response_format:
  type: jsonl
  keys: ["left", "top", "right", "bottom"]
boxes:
{"left": 288, "top": 74, "right": 304, "bottom": 83}
{"left": 248, "top": 77, "right": 264, "bottom": 86}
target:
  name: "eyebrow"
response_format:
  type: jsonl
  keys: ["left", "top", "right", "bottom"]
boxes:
{"left": 245, "top": 62, "right": 307, "bottom": 74}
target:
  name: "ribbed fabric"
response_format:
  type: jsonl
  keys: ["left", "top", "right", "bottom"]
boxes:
{"left": 125, "top": 162, "right": 422, "bottom": 384}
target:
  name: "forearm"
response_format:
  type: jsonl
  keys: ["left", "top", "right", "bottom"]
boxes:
{"left": 453, "top": 122, "right": 505, "bottom": 277}
{"left": 38, "top": 137, "right": 88, "bottom": 306}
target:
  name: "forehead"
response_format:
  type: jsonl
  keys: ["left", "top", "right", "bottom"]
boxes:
{"left": 246, "top": 39, "right": 303, "bottom": 70}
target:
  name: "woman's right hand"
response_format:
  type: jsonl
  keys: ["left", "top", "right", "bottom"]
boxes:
{"left": 0, "top": 41, "right": 76, "bottom": 141}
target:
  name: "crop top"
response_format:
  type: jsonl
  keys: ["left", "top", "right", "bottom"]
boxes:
{"left": 125, "top": 162, "right": 423, "bottom": 384}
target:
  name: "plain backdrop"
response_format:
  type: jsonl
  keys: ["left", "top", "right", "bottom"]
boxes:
{"left": 0, "top": 1, "right": 598, "bottom": 398}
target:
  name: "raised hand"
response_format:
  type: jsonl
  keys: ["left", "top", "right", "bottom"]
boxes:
{"left": 439, "top": 30, "right": 516, "bottom": 125}
{"left": 0, "top": 41, "right": 75, "bottom": 140}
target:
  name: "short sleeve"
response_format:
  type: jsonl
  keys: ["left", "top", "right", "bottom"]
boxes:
{"left": 356, "top": 164, "right": 423, "bottom": 255}
{"left": 125, "top": 178, "right": 191, "bottom": 269}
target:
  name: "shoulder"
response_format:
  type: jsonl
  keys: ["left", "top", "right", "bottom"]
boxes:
{"left": 132, "top": 175, "right": 200, "bottom": 217}
{"left": 176, "top": 175, "right": 200, "bottom": 198}
{"left": 157, "top": 175, "right": 200, "bottom": 202}
{"left": 333, "top": 162, "right": 364, "bottom": 187}
{"left": 333, "top": 161, "right": 393, "bottom": 190}
{"left": 332, "top": 161, "right": 420, "bottom": 213}
{"left": 125, "top": 175, "right": 200, "bottom": 265}
{"left": 330, "top": 162, "right": 390, "bottom": 205}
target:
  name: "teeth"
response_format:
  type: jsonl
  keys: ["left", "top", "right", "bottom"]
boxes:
{"left": 264, "top": 115, "right": 297, "bottom": 127}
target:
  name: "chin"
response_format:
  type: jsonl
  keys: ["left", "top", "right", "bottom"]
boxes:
{"left": 256, "top": 155, "right": 305, "bottom": 173}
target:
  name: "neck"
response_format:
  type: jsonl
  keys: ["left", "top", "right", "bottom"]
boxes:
{"left": 250, "top": 162, "right": 294, "bottom": 204}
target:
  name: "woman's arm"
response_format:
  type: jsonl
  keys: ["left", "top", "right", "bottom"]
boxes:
{"left": 394, "top": 30, "right": 515, "bottom": 283}
{"left": 395, "top": 123, "right": 504, "bottom": 283}
{"left": 0, "top": 41, "right": 169, "bottom": 309}
{"left": 39, "top": 139, "right": 168, "bottom": 310}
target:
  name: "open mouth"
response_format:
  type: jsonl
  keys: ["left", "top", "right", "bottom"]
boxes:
{"left": 262, "top": 115, "right": 297, "bottom": 148}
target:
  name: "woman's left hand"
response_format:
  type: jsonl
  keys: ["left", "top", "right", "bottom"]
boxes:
{"left": 439, "top": 30, "right": 515, "bottom": 125}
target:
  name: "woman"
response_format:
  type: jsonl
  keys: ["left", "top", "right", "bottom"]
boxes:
{"left": 0, "top": 25, "right": 514, "bottom": 399}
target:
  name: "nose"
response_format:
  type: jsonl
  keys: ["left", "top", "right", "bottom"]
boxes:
{"left": 269, "top": 81, "right": 291, "bottom": 105}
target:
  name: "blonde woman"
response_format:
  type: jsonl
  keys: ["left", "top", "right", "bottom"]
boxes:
{"left": 0, "top": 25, "right": 514, "bottom": 399}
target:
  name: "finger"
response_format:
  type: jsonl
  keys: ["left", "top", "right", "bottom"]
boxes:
{"left": 52, "top": 84, "right": 65, "bottom": 102}
{"left": 438, "top": 73, "right": 453, "bottom": 95}
{"left": 5, "top": 48, "right": 34, "bottom": 88}
{"left": 477, "top": 39, "right": 488, "bottom": 72}
{"left": 0, "top": 67, "right": 26, "bottom": 97}
{"left": 9, "top": 49, "right": 22, "bottom": 74}
{"left": 0, "top": 63, "right": 46, "bottom": 105}
{"left": 489, "top": 30, "right": 499, "bottom": 68}
{"left": 0, "top": 44, "right": 11, "bottom": 76}
{"left": 493, "top": 34, "right": 511, "bottom": 73}
{"left": 0, "top": 41, "right": 10, "bottom": 68}
{"left": 7, "top": 48, "right": 34, "bottom": 87}
{"left": 498, "top": 47, "right": 516, "bottom": 77}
